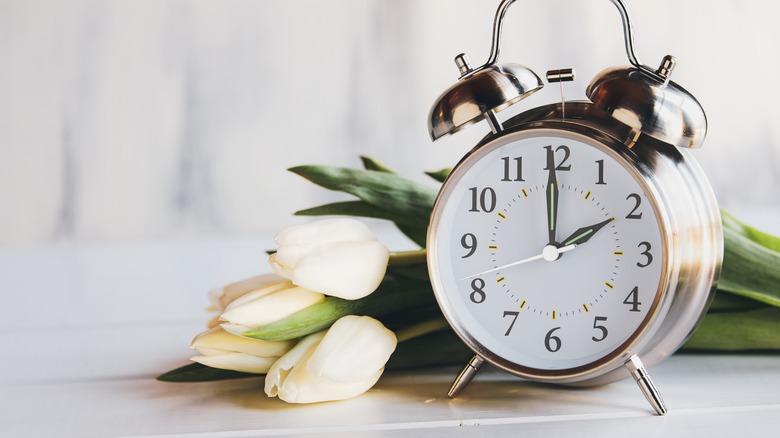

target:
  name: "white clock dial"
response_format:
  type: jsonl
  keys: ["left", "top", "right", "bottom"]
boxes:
{"left": 431, "top": 129, "right": 666, "bottom": 374}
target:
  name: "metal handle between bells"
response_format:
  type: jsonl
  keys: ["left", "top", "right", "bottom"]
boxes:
{"left": 467, "top": 0, "right": 664, "bottom": 82}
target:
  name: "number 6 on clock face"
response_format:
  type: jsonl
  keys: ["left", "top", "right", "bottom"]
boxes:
{"left": 429, "top": 128, "right": 666, "bottom": 375}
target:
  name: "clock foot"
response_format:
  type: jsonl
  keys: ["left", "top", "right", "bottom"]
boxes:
{"left": 448, "top": 355, "right": 484, "bottom": 398}
{"left": 625, "top": 355, "right": 668, "bottom": 416}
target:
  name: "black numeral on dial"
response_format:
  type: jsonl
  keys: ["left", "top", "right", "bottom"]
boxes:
{"left": 470, "top": 278, "right": 486, "bottom": 304}
{"left": 592, "top": 316, "right": 608, "bottom": 342}
{"left": 637, "top": 241, "right": 653, "bottom": 267}
{"left": 461, "top": 233, "right": 477, "bottom": 258}
{"left": 503, "top": 311, "right": 519, "bottom": 336}
{"left": 623, "top": 286, "right": 642, "bottom": 312}
{"left": 545, "top": 327, "right": 562, "bottom": 352}
{"left": 595, "top": 159, "right": 607, "bottom": 185}
{"left": 625, "top": 193, "right": 643, "bottom": 219}
{"left": 468, "top": 187, "right": 496, "bottom": 213}
{"left": 500, "top": 156, "right": 525, "bottom": 182}
{"left": 543, "top": 145, "right": 571, "bottom": 171}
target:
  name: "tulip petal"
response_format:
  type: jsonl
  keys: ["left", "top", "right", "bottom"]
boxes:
{"left": 275, "top": 218, "right": 376, "bottom": 246}
{"left": 223, "top": 280, "right": 293, "bottom": 312}
{"left": 208, "top": 273, "right": 287, "bottom": 311}
{"left": 191, "top": 353, "right": 277, "bottom": 374}
{"left": 220, "top": 322, "right": 253, "bottom": 337}
{"left": 278, "top": 361, "right": 384, "bottom": 404}
{"left": 268, "top": 253, "right": 294, "bottom": 278}
{"left": 306, "top": 315, "right": 397, "bottom": 382}
{"left": 192, "top": 346, "right": 233, "bottom": 356}
{"left": 291, "top": 241, "right": 389, "bottom": 299}
{"left": 221, "top": 285, "right": 325, "bottom": 328}
{"left": 270, "top": 219, "right": 381, "bottom": 283}
{"left": 264, "top": 316, "right": 395, "bottom": 404}
{"left": 265, "top": 331, "right": 326, "bottom": 397}
{"left": 191, "top": 326, "right": 295, "bottom": 358}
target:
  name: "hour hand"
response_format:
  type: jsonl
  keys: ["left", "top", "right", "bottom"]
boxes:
{"left": 561, "top": 217, "right": 615, "bottom": 246}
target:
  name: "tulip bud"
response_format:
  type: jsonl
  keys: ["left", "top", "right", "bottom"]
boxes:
{"left": 219, "top": 280, "right": 325, "bottom": 336}
{"left": 190, "top": 327, "right": 296, "bottom": 374}
{"left": 264, "top": 315, "right": 397, "bottom": 403}
{"left": 207, "top": 273, "right": 286, "bottom": 312}
{"left": 268, "top": 219, "right": 390, "bottom": 300}
{"left": 206, "top": 273, "right": 287, "bottom": 328}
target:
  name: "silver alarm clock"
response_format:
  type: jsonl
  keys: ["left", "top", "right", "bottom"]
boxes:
{"left": 426, "top": 0, "right": 722, "bottom": 415}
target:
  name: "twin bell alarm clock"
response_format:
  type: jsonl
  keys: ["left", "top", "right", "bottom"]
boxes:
{"left": 426, "top": 0, "right": 722, "bottom": 415}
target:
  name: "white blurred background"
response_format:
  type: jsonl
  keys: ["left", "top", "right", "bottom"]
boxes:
{"left": 1, "top": 0, "right": 778, "bottom": 245}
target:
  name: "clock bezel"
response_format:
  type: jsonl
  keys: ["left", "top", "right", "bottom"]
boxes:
{"left": 428, "top": 122, "right": 674, "bottom": 382}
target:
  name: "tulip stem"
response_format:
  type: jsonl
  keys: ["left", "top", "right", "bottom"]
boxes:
{"left": 243, "top": 274, "right": 437, "bottom": 341}
{"left": 395, "top": 317, "right": 450, "bottom": 343}
{"left": 389, "top": 249, "right": 427, "bottom": 266}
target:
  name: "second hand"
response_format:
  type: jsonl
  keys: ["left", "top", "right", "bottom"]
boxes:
{"left": 459, "top": 243, "right": 577, "bottom": 280}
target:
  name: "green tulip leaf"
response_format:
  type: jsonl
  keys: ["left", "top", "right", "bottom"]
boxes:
{"left": 243, "top": 274, "right": 437, "bottom": 341}
{"left": 719, "top": 226, "right": 780, "bottom": 308}
{"left": 707, "top": 290, "right": 766, "bottom": 313}
{"left": 294, "top": 200, "right": 423, "bottom": 227}
{"left": 395, "top": 223, "right": 428, "bottom": 248}
{"left": 683, "top": 307, "right": 780, "bottom": 351}
{"left": 386, "top": 330, "right": 472, "bottom": 371}
{"left": 289, "top": 165, "right": 434, "bottom": 247}
{"left": 288, "top": 165, "right": 436, "bottom": 221}
{"left": 294, "top": 201, "right": 428, "bottom": 247}
{"left": 425, "top": 167, "right": 452, "bottom": 183}
{"left": 360, "top": 156, "right": 395, "bottom": 173}
{"left": 157, "top": 362, "right": 257, "bottom": 382}
{"left": 721, "top": 209, "right": 780, "bottom": 253}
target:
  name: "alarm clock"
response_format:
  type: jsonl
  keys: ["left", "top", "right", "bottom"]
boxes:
{"left": 426, "top": 0, "right": 722, "bottom": 415}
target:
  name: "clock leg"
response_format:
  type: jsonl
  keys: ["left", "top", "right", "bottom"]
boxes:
{"left": 624, "top": 355, "right": 668, "bottom": 416}
{"left": 448, "top": 355, "right": 484, "bottom": 398}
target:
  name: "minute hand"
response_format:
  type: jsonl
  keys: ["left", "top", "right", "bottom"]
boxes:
{"left": 546, "top": 148, "right": 559, "bottom": 245}
{"left": 560, "top": 217, "right": 615, "bottom": 246}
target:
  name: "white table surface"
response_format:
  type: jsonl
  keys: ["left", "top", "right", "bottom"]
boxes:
{"left": 2, "top": 208, "right": 780, "bottom": 438}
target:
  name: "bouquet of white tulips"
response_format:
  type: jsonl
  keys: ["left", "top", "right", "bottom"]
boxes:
{"left": 158, "top": 156, "right": 780, "bottom": 403}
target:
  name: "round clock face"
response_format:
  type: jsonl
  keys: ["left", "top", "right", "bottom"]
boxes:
{"left": 429, "top": 128, "right": 667, "bottom": 376}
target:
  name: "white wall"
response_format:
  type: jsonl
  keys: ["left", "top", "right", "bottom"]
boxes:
{"left": 1, "top": 0, "right": 778, "bottom": 244}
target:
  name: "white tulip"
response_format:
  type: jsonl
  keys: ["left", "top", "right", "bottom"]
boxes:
{"left": 268, "top": 219, "right": 390, "bottom": 300}
{"left": 190, "top": 327, "right": 296, "bottom": 374}
{"left": 207, "top": 273, "right": 286, "bottom": 312}
{"left": 218, "top": 280, "right": 325, "bottom": 336}
{"left": 264, "top": 315, "right": 397, "bottom": 404}
{"left": 205, "top": 273, "right": 287, "bottom": 328}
